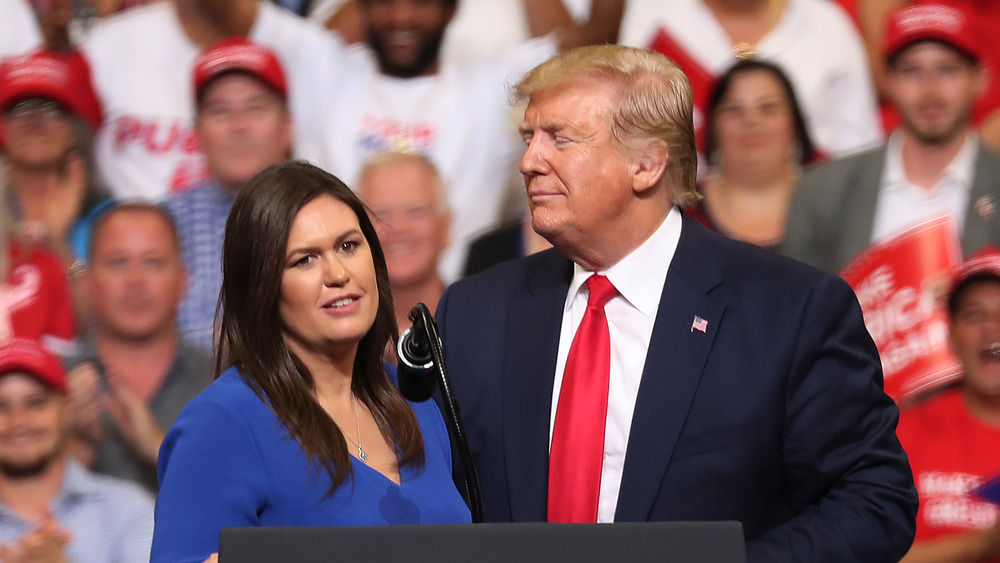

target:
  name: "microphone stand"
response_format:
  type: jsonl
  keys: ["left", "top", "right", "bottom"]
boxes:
{"left": 397, "top": 303, "right": 484, "bottom": 523}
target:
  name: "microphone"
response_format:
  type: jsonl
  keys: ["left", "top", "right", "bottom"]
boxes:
{"left": 397, "top": 313, "right": 437, "bottom": 402}
{"left": 396, "top": 303, "right": 485, "bottom": 523}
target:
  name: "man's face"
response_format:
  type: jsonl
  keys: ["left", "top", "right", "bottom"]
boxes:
{"left": 196, "top": 73, "right": 291, "bottom": 192}
{"left": 87, "top": 211, "right": 187, "bottom": 342}
{"left": 518, "top": 79, "right": 637, "bottom": 260}
{"left": 361, "top": 159, "right": 449, "bottom": 289}
{"left": 886, "top": 42, "right": 981, "bottom": 145}
{"left": 0, "top": 374, "right": 65, "bottom": 479}
{"left": 361, "top": 0, "right": 455, "bottom": 78}
{"left": 950, "top": 279, "right": 1000, "bottom": 399}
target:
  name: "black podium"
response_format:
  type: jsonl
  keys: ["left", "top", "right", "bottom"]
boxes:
{"left": 219, "top": 521, "right": 746, "bottom": 562}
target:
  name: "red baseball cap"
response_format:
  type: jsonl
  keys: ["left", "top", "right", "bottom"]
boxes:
{"left": 0, "top": 50, "right": 103, "bottom": 131}
{"left": 193, "top": 37, "right": 288, "bottom": 103}
{"left": 884, "top": 3, "right": 980, "bottom": 63}
{"left": 0, "top": 339, "right": 68, "bottom": 393}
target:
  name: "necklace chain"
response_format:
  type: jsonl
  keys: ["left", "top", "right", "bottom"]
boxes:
{"left": 334, "top": 394, "right": 369, "bottom": 463}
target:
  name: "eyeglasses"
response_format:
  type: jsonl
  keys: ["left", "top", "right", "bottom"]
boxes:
{"left": 2, "top": 99, "right": 67, "bottom": 121}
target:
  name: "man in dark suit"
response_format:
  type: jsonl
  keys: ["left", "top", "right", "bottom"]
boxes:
{"left": 435, "top": 44, "right": 917, "bottom": 562}
{"left": 784, "top": 3, "right": 1000, "bottom": 274}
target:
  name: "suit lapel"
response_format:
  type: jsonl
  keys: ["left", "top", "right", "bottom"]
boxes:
{"left": 840, "top": 148, "right": 886, "bottom": 271}
{"left": 503, "top": 251, "right": 573, "bottom": 521}
{"left": 962, "top": 147, "right": 1000, "bottom": 256}
{"left": 615, "top": 217, "right": 725, "bottom": 521}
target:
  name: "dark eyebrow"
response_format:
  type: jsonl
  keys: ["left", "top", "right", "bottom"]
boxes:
{"left": 286, "top": 229, "right": 365, "bottom": 260}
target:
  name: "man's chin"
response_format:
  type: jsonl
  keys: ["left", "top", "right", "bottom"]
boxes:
{"left": 0, "top": 456, "right": 56, "bottom": 480}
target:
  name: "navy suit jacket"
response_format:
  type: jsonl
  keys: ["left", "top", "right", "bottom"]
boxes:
{"left": 436, "top": 214, "right": 917, "bottom": 562}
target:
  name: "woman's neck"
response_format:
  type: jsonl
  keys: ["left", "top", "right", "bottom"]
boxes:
{"left": 289, "top": 341, "right": 356, "bottom": 404}
{"left": 703, "top": 164, "right": 800, "bottom": 246}
{"left": 8, "top": 165, "right": 62, "bottom": 217}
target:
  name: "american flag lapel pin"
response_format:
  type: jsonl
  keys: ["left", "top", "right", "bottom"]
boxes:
{"left": 691, "top": 315, "right": 708, "bottom": 333}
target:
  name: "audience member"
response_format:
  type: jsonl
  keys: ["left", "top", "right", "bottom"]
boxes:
{"left": 897, "top": 249, "right": 1000, "bottom": 562}
{"left": 0, "top": 338, "right": 153, "bottom": 562}
{"left": 436, "top": 45, "right": 916, "bottom": 561}
{"left": 153, "top": 162, "right": 470, "bottom": 562}
{"left": 308, "top": 0, "right": 575, "bottom": 282}
{"left": 619, "top": 0, "right": 882, "bottom": 159}
{"left": 313, "top": 0, "right": 618, "bottom": 65}
{"left": 857, "top": 0, "right": 1000, "bottom": 153}
{"left": 164, "top": 38, "right": 292, "bottom": 351}
{"left": 784, "top": 3, "right": 1000, "bottom": 274}
{"left": 357, "top": 152, "right": 449, "bottom": 349}
{"left": 0, "top": 0, "right": 43, "bottom": 59}
{"left": 0, "top": 50, "right": 109, "bottom": 275}
{"left": 688, "top": 59, "right": 816, "bottom": 248}
{"left": 462, "top": 214, "right": 552, "bottom": 277}
{"left": 79, "top": 0, "right": 339, "bottom": 200}
{"left": 1, "top": 173, "right": 76, "bottom": 356}
{"left": 66, "top": 203, "right": 210, "bottom": 492}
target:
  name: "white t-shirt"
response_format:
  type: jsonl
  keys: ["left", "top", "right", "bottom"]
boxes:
{"left": 620, "top": 0, "right": 882, "bottom": 158}
{"left": 309, "top": 0, "right": 583, "bottom": 67}
{"left": 82, "top": 2, "right": 342, "bottom": 200}
{"left": 0, "top": 0, "right": 42, "bottom": 59}
{"left": 309, "top": 37, "right": 558, "bottom": 283}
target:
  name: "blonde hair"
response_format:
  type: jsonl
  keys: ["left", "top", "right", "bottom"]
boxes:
{"left": 357, "top": 151, "right": 450, "bottom": 215}
{"left": 512, "top": 45, "right": 698, "bottom": 206}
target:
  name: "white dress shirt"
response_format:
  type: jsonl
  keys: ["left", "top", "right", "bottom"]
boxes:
{"left": 549, "top": 206, "right": 683, "bottom": 523}
{"left": 871, "top": 131, "right": 978, "bottom": 244}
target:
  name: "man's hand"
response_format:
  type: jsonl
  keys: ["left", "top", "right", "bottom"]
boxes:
{"left": 65, "top": 362, "right": 103, "bottom": 446}
{"left": 0, "top": 512, "right": 71, "bottom": 563}
{"left": 103, "top": 373, "right": 165, "bottom": 465}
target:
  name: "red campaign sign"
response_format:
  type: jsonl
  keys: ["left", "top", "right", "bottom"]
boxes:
{"left": 840, "top": 216, "right": 963, "bottom": 401}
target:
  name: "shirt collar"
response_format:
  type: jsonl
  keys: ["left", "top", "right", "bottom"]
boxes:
{"left": 883, "top": 130, "right": 978, "bottom": 193}
{"left": 566, "top": 206, "right": 683, "bottom": 317}
{"left": 60, "top": 458, "right": 101, "bottom": 500}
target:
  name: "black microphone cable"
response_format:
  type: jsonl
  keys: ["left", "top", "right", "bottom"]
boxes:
{"left": 397, "top": 303, "right": 484, "bottom": 523}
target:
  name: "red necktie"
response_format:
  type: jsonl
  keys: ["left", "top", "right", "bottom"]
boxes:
{"left": 548, "top": 274, "right": 617, "bottom": 523}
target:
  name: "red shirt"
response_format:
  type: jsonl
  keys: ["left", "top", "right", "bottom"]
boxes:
{"left": 897, "top": 389, "right": 1000, "bottom": 557}
{"left": 2, "top": 243, "right": 76, "bottom": 353}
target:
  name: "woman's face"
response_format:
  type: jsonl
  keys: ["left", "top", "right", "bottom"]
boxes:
{"left": 279, "top": 195, "right": 380, "bottom": 359}
{"left": 713, "top": 70, "right": 797, "bottom": 172}
{"left": 1, "top": 98, "right": 73, "bottom": 168}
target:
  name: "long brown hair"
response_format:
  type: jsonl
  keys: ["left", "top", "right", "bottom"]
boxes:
{"left": 216, "top": 161, "right": 424, "bottom": 493}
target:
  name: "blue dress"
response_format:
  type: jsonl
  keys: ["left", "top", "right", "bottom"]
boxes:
{"left": 151, "top": 366, "right": 471, "bottom": 563}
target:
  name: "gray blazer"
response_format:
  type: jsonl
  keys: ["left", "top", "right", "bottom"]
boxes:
{"left": 782, "top": 144, "right": 1000, "bottom": 274}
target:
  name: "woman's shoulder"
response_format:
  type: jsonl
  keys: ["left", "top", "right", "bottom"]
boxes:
{"left": 181, "top": 367, "right": 275, "bottom": 424}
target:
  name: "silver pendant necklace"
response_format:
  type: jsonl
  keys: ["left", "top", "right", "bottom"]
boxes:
{"left": 336, "top": 394, "right": 368, "bottom": 463}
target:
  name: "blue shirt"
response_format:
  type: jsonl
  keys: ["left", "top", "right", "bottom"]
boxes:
{"left": 163, "top": 180, "right": 234, "bottom": 351}
{"left": 152, "top": 366, "right": 472, "bottom": 563}
{"left": 0, "top": 459, "right": 154, "bottom": 563}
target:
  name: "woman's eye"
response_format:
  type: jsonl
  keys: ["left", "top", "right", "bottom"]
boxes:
{"left": 340, "top": 240, "right": 361, "bottom": 253}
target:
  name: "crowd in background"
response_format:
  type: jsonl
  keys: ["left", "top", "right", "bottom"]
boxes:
{"left": 2, "top": 0, "right": 1000, "bottom": 561}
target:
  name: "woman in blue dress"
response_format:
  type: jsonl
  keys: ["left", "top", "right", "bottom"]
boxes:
{"left": 151, "top": 161, "right": 471, "bottom": 563}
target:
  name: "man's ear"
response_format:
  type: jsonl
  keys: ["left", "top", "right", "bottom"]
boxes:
{"left": 631, "top": 138, "right": 669, "bottom": 195}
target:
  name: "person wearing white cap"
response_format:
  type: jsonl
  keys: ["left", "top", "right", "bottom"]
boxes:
{"left": 784, "top": 2, "right": 1000, "bottom": 274}
{"left": 0, "top": 338, "right": 153, "bottom": 563}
